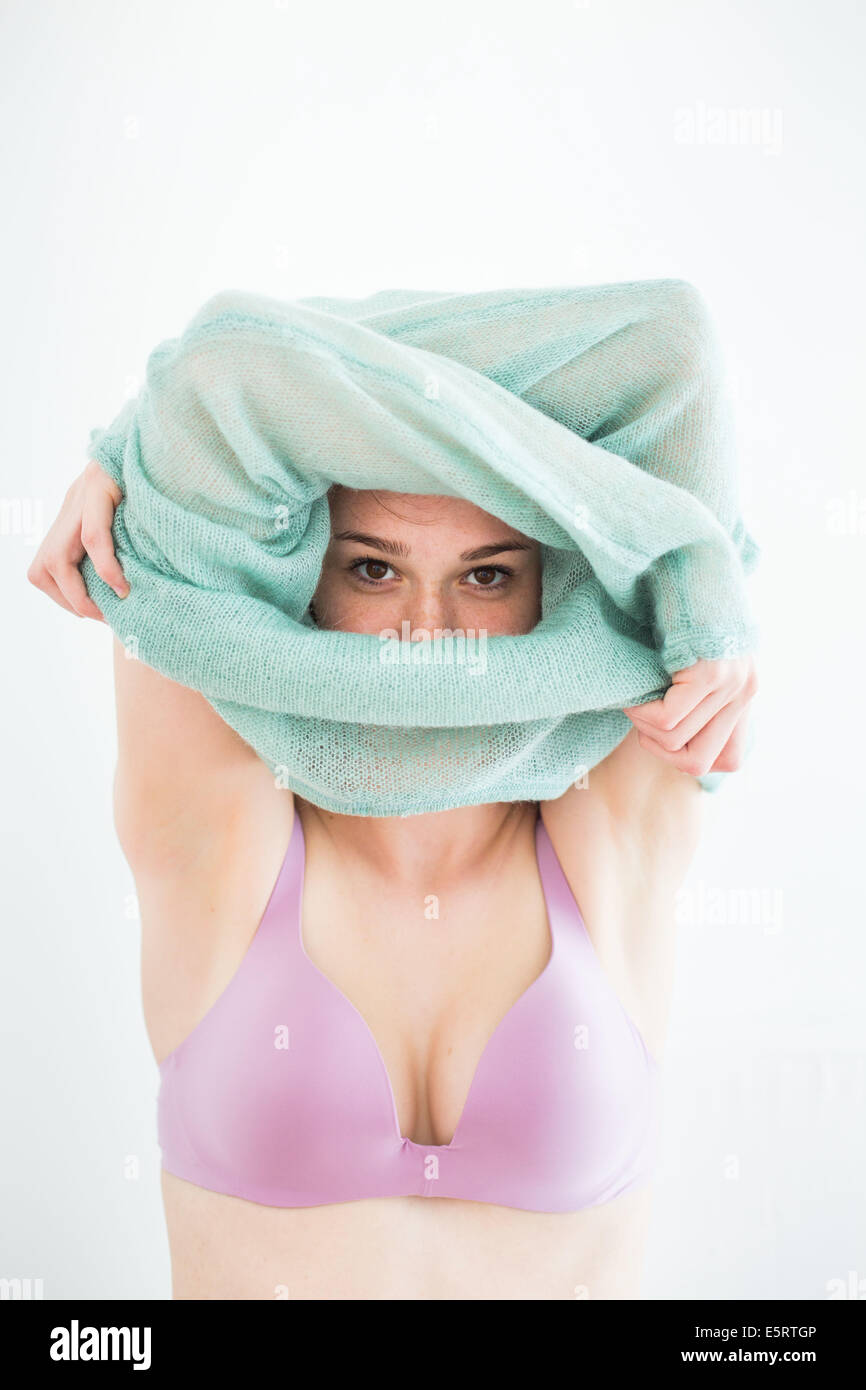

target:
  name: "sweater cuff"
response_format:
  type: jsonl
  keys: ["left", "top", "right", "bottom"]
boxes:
{"left": 660, "top": 621, "right": 761, "bottom": 676}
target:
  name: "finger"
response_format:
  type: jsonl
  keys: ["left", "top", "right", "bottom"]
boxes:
{"left": 624, "top": 661, "right": 748, "bottom": 744}
{"left": 708, "top": 708, "right": 750, "bottom": 773}
{"left": 27, "top": 565, "right": 82, "bottom": 616}
{"left": 682, "top": 698, "right": 748, "bottom": 774}
{"left": 625, "top": 681, "right": 736, "bottom": 752}
{"left": 636, "top": 692, "right": 749, "bottom": 778}
{"left": 81, "top": 487, "right": 128, "bottom": 597}
{"left": 84, "top": 457, "right": 123, "bottom": 504}
{"left": 623, "top": 666, "right": 718, "bottom": 730}
{"left": 47, "top": 557, "right": 107, "bottom": 621}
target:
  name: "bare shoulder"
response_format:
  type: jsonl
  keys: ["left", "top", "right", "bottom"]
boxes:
{"left": 539, "top": 727, "right": 705, "bottom": 1060}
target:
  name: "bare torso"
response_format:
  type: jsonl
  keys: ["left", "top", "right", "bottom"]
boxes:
{"left": 126, "top": 711, "right": 700, "bottom": 1301}
{"left": 161, "top": 1170, "right": 654, "bottom": 1300}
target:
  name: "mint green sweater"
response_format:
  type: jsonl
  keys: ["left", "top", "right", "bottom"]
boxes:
{"left": 82, "top": 279, "right": 760, "bottom": 815}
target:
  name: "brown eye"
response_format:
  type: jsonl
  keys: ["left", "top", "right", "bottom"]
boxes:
{"left": 465, "top": 566, "right": 510, "bottom": 588}
{"left": 350, "top": 557, "right": 395, "bottom": 584}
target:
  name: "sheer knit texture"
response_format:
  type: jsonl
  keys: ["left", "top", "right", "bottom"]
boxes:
{"left": 81, "top": 279, "right": 760, "bottom": 815}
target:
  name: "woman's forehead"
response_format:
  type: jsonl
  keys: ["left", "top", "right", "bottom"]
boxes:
{"left": 327, "top": 486, "right": 534, "bottom": 543}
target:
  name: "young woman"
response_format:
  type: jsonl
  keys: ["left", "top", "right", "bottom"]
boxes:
{"left": 29, "top": 462, "right": 756, "bottom": 1300}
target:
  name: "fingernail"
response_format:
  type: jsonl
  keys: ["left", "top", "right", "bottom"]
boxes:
{"left": 114, "top": 585, "right": 129, "bottom": 597}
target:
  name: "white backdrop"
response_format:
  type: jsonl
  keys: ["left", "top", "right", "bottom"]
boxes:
{"left": 2, "top": 0, "right": 864, "bottom": 1301}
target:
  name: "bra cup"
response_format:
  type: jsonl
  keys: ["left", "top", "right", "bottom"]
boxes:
{"left": 157, "top": 808, "right": 660, "bottom": 1212}
{"left": 440, "top": 867, "right": 658, "bottom": 1205}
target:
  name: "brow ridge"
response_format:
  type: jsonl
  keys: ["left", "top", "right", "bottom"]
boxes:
{"left": 332, "top": 530, "right": 532, "bottom": 563}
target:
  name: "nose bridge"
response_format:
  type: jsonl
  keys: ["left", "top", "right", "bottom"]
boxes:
{"left": 405, "top": 575, "right": 454, "bottom": 636}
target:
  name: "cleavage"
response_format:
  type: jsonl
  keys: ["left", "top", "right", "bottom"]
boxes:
{"left": 298, "top": 830, "right": 553, "bottom": 1148}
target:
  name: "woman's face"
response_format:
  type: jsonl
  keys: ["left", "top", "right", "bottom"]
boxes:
{"left": 310, "top": 487, "right": 542, "bottom": 637}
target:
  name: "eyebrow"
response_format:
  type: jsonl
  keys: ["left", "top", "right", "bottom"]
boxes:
{"left": 331, "top": 531, "right": 534, "bottom": 562}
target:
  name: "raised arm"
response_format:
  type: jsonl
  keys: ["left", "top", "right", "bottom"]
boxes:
{"left": 111, "top": 633, "right": 279, "bottom": 873}
{"left": 28, "top": 460, "right": 291, "bottom": 869}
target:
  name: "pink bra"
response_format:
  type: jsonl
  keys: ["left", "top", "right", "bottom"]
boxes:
{"left": 157, "top": 808, "right": 660, "bottom": 1212}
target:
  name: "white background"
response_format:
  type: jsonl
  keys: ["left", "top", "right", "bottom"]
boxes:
{"left": 1, "top": 0, "right": 864, "bottom": 1300}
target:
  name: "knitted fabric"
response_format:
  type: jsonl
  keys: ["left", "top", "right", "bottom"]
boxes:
{"left": 81, "top": 279, "right": 760, "bottom": 815}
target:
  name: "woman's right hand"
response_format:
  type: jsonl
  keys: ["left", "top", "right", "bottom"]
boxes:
{"left": 27, "top": 460, "right": 128, "bottom": 619}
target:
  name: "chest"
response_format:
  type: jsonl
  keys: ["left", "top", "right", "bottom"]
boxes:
{"left": 298, "top": 847, "right": 553, "bottom": 1148}
{"left": 154, "top": 809, "right": 660, "bottom": 1214}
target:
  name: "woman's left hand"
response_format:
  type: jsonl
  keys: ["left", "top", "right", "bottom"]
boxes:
{"left": 622, "top": 655, "right": 758, "bottom": 777}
